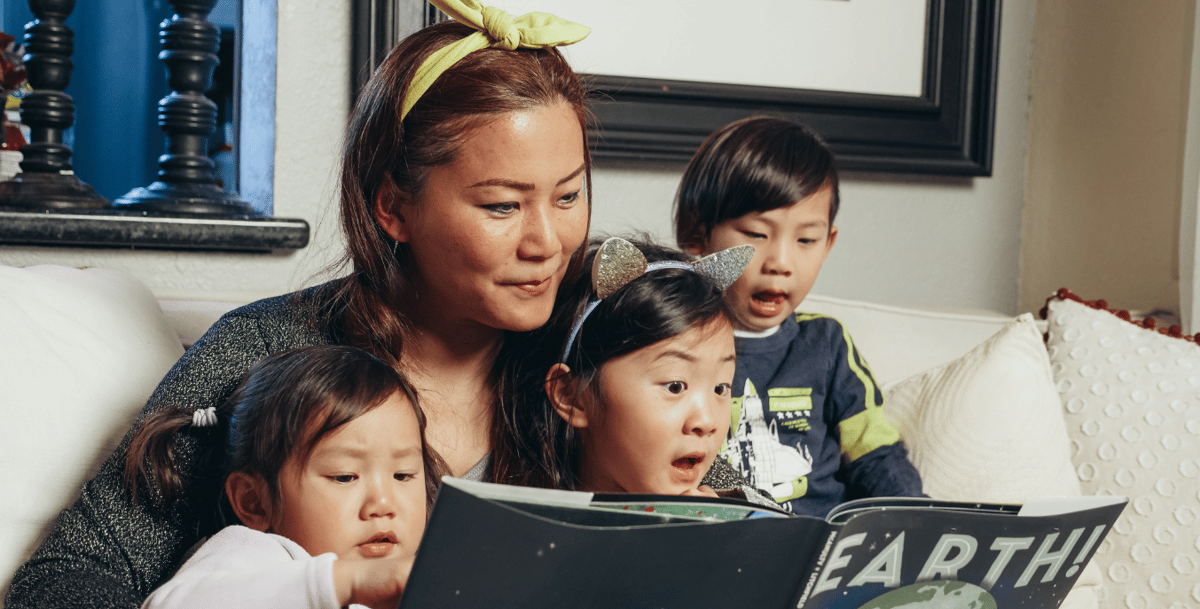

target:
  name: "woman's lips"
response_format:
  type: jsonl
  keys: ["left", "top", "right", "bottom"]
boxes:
{"left": 510, "top": 277, "right": 551, "bottom": 296}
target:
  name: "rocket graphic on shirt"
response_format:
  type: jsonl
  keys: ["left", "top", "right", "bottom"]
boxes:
{"left": 720, "top": 378, "right": 813, "bottom": 502}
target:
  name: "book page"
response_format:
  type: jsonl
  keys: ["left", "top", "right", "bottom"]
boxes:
{"left": 441, "top": 476, "right": 595, "bottom": 507}
{"left": 1017, "top": 495, "right": 1128, "bottom": 517}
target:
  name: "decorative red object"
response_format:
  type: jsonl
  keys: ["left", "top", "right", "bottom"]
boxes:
{"left": 0, "top": 31, "right": 28, "bottom": 151}
{"left": 1042, "top": 287, "right": 1197, "bottom": 344}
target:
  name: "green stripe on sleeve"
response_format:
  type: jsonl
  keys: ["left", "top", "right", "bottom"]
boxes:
{"left": 838, "top": 406, "right": 901, "bottom": 462}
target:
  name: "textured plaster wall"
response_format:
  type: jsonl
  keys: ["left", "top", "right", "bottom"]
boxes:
{"left": 1020, "top": 0, "right": 1192, "bottom": 315}
{"left": 2, "top": 0, "right": 1034, "bottom": 316}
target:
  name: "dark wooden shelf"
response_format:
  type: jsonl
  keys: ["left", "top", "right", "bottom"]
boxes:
{"left": 0, "top": 208, "right": 310, "bottom": 252}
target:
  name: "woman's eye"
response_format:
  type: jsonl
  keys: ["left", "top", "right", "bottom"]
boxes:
{"left": 329, "top": 474, "right": 357, "bottom": 484}
{"left": 558, "top": 190, "right": 581, "bottom": 207}
{"left": 715, "top": 383, "right": 731, "bottom": 396}
{"left": 394, "top": 472, "right": 415, "bottom": 482}
{"left": 665, "top": 381, "right": 686, "bottom": 394}
{"left": 483, "top": 203, "right": 518, "bottom": 216}
{"left": 741, "top": 230, "right": 766, "bottom": 239}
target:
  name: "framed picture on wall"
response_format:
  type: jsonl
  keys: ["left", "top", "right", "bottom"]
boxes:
{"left": 351, "top": 0, "right": 1001, "bottom": 176}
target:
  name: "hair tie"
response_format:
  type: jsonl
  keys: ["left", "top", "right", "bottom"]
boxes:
{"left": 560, "top": 238, "right": 755, "bottom": 362}
{"left": 401, "top": 0, "right": 590, "bottom": 120}
{"left": 191, "top": 407, "right": 218, "bottom": 428}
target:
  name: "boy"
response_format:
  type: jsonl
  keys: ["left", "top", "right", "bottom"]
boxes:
{"left": 675, "top": 116, "right": 923, "bottom": 517}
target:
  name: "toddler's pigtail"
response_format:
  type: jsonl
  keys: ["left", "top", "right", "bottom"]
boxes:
{"left": 123, "top": 406, "right": 221, "bottom": 509}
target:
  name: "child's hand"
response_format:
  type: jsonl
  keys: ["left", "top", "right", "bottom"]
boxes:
{"left": 333, "top": 555, "right": 413, "bottom": 609}
{"left": 681, "top": 484, "right": 720, "bottom": 498}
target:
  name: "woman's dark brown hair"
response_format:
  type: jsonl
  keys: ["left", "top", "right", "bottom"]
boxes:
{"left": 317, "top": 21, "right": 593, "bottom": 482}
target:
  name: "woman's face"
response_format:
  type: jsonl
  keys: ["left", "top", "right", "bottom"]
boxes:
{"left": 384, "top": 102, "right": 589, "bottom": 336}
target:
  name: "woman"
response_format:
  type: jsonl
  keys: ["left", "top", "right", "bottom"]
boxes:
{"left": 4, "top": 2, "right": 592, "bottom": 608}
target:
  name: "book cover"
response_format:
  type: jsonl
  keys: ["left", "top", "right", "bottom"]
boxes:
{"left": 398, "top": 478, "right": 1125, "bottom": 609}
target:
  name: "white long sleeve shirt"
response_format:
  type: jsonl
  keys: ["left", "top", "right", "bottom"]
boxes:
{"left": 142, "top": 525, "right": 364, "bottom": 609}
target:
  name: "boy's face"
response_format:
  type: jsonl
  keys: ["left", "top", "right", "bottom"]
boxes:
{"left": 271, "top": 391, "right": 428, "bottom": 562}
{"left": 576, "top": 318, "right": 736, "bottom": 495}
{"left": 695, "top": 186, "right": 838, "bottom": 332}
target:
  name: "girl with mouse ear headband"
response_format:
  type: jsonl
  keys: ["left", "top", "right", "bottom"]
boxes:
{"left": 496, "top": 236, "right": 776, "bottom": 506}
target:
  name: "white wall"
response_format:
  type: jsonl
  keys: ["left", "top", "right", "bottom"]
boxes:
{"left": 592, "top": 0, "right": 1035, "bottom": 316}
{"left": 1, "top": 0, "right": 1034, "bottom": 316}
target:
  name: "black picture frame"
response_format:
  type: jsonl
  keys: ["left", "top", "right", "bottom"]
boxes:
{"left": 351, "top": 0, "right": 1001, "bottom": 176}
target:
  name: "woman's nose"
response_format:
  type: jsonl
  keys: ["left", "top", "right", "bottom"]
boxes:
{"left": 517, "top": 203, "right": 559, "bottom": 261}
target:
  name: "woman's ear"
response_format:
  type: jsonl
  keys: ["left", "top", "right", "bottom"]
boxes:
{"left": 545, "top": 363, "right": 589, "bottom": 429}
{"left": 225, "top": 471, "right": 274, "bottom": 532}
{"left": 373, "top": 182, "right": 414, "bottom": 243}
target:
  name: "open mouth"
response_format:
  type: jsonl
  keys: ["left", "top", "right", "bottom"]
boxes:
{"left": 750, "top": 290, "right": 789, "bottom": 317}
{"left": 753, "top": 291, "right": 787, "bottom": 305}
{"left": 672, "top": 453, "right": 705, "bottom": 470}
{"left": 359, "top": 531, "right": 398, "bottom": 558}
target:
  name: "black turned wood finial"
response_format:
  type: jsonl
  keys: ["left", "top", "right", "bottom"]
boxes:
{"left": 0, "top": 0, "right": 108, "bottom": 210}
{"left": 113, "top": 0, "right": 256, "bottom": 216}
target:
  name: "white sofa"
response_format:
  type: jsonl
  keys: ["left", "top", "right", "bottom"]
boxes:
{"left": 2, "top": 264, "right": 1196, "bottom": 609}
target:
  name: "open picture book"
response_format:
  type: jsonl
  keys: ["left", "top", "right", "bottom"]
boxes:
{"left": 398, "top": 477, "right": 1126, "bottom": 609}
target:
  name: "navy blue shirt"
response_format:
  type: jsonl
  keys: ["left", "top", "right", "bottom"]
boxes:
{"left": 719, "top": 312, "right": 923, "bottom": 517}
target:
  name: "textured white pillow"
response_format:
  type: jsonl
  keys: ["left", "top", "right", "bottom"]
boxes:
{"left": 1046, "top": 297, "right": 1200, "bottom": 609}
{"left": 884, "top": 313, "right": 1081, "bottom": 502}
{"left": 884, "top": 313, "right": 1096, "bottom": 609}
{"left": 0, "top": 265, "right": 185, "bottom": 594}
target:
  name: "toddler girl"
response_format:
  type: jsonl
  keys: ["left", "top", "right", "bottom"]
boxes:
{"left": 501, "top": 236, "right": 770, "bottom": 503}
{"left": 126, "top": 345, "right": 445, "bottom": 609}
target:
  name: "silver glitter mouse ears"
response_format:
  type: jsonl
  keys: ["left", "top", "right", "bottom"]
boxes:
{"left": 559, "top": 238, "right": 755, "bottom": 362}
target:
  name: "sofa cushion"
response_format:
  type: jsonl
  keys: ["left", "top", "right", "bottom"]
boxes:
{"left": 801, "top": 294, "right": 1016, "bottom": 387}
{"left": 1046, "top": 296, "right": 1200, "bottom": 609}
{"left": 0, "top": 265, "right": 185, "bottom": 594}
{"left": 884, "top": 313, "right": 1081, "bottom": 503}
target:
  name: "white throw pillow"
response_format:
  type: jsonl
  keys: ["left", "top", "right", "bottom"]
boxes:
{"left": 1046, "top": 296, "right": 1200, "bottom": 609}
{"left": 884, "top": 313, "right": 1081, "bottom": 503}
{"left": 883, "top": 313, "right": 1098, "bottom": 609}
{"left": 0, "top": 265, "right": 185, "bottom": 594}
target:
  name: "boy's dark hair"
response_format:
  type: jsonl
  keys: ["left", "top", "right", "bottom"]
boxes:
{"left": 494, "top": 235, "right": 733, "bottom": 490}
{"left": 674, "top": 116, "right": 840, "bottom": 251}
{"left": 125, "top": 345, "right": 447, "bottom": 517}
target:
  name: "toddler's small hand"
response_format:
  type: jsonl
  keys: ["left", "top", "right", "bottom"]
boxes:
{"left": 334, "top": 554, "right": 413, "bottom": 609}
{"left": 681, "top": 484, "right": 719, "bottom": 498}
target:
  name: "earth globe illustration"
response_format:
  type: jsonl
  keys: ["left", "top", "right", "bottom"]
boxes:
{"left": 856, "top": 581, "right": 998, "bottom": 609}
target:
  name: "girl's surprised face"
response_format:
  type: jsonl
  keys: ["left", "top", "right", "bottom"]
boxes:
{"left": 272, "top": 392, "right": 428, "bottom": 561}
{"left": 577, "top": 318, "right": 736, "bottom": 495}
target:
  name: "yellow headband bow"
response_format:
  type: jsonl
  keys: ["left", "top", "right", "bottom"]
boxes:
{"left": 401, "top": 0, "right": 591, "bottom": 120}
